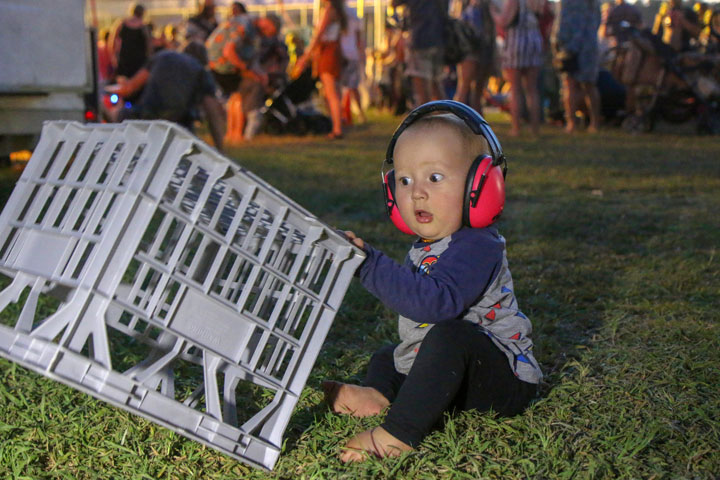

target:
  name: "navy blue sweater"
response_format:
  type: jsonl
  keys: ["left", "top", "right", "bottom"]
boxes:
{"left": 358, "top": 227, "right": 542, "bottom": 383}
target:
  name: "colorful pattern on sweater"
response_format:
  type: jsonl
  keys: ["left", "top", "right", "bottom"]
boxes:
{"left": 358, "top": 227, "right": 542, "bottom": 384}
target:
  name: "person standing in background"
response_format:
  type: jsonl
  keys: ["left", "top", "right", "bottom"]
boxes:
{"left": 294, "top": 0, "right": 348, "bottom": 139}
{"left": 185, "top": 0, "right": 219, "bottom": 43}
{"left": 112, "top": 3, "right": 152, "bottom": 82}
{"left": 454, "top": 0, "right": 496, "bottom": 114}
{"left": 392, "top": 0, "right": 448, "bottom": 107}
{"left": 340, "top": 5, "right": 366, "bottom": 125}
{"left": 492, "top": 0, "right": 544, "bottom": 136}
{"left": 653, "top": 0, "right": 701, "bottom": 51}
{"left": 97, "top": 28, "right": 115, "bottom": 85}
{"left": 206, "top": 7, "right": 279, "bottom": 143}
{"left": 377, "top": 16, "right": 408, "bottom": 115}
{"left": 553, "top": 0, "right": 602, "bottom": 133}
{"left": 164, "top": 24, "right": 182, "bottom": 51}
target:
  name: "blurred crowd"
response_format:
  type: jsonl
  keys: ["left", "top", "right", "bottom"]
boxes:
{"left": 97, "top": 0, "right": 720, "bottom": 149}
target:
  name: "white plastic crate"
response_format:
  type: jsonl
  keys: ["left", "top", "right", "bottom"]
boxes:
{"left": 0, "top": 120, "right": 365, "bottom": 470}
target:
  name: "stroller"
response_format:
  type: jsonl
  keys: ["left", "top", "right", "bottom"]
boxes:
{"left": 610, "top": 24, "right": 720, "bottom": 134}
{"left": 259, "top": 68, "right": 332, "bottom": 136}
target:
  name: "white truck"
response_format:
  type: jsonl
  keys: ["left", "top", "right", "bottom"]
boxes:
{"left": 0, "top": 0, "right": 97, "bottom": 158}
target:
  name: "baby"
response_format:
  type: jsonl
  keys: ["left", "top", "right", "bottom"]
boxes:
{"left": 329, "top": 101, "right": 542, "bottom": 462}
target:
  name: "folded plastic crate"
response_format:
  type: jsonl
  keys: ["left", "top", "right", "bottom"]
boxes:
{"left": 0, "top": 121, "right": 365, "bottom": 470}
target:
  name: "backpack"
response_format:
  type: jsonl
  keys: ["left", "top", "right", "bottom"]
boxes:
{"left": 443, "top": 17, "right": 481, "bottom": 65}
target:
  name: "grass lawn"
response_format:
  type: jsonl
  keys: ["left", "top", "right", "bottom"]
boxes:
{"left": 0, "top": 110, "right": 718, "bottom": 479}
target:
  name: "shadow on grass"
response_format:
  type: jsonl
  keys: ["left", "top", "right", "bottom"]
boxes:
{"left": 505, "top": 182, "right": 699, "bottom": 397}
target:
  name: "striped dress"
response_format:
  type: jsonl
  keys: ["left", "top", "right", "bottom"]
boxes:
{"left": 501, "top": 0, "right": 544, "bottom": 69}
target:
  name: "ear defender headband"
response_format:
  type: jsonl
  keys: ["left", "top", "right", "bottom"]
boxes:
{"left": 382, "top": 100, "right": 508, "bottom": 235}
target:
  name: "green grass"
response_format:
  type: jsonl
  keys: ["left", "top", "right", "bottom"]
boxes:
{"left": 0, "top": 110, "right": 718, "bottom": 478}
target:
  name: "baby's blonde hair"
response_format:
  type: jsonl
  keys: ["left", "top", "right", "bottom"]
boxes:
{"left": 402, "top": 113, "right": 490, "bottom": 164}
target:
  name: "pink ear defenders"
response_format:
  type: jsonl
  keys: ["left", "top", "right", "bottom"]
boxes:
{"left": 382, "top": 100, "right": 508, "bottom": 235}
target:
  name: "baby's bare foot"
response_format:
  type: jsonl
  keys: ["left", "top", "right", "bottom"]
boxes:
{"left": 322, "top": 381, "right": 389, "bottom": 417}
{"left": 340, "top": 426, "right": 413, "bottom": 463}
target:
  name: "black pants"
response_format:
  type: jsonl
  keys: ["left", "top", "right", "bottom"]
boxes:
{"left": 364, "top": 320, "right": 537, "bottom": 448}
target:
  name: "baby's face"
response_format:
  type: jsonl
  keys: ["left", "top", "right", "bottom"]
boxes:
{"left": 393, "top": 125, "right": 469, "bottom": 241}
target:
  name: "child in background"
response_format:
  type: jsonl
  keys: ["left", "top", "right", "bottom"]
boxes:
{"left": 328, "top": 101, "right": 542, "bottom": 462}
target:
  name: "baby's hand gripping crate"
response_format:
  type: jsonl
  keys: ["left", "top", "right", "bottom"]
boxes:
{"left": 0, "top": 121, "right": 365, "bottom": 470}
